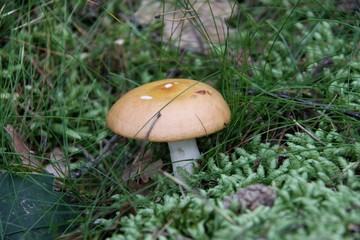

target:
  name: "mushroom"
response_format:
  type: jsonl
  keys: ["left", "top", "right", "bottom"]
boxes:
{"left": 106, "top": 79, "right": 231, "bottom": 178}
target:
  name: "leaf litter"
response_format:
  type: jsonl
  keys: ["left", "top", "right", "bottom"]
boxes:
{"left": 5, "top": 124, "right": 70, "bottom": 190}
{"left": 122, "top": 148, "right": 164, "bottom": 195}
{"left": 135, "top": 0, "right": 237, "bottom": 52}
{"left": 5, "top": 124, "right": 41, "bottom": 168}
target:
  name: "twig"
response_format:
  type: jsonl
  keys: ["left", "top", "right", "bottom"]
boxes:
{"left": 76, "top": 135, "right": 119, "bottom": 178}
{"left": 156, "top": 16, "right": 197, "bottom": 22}
{"left": 330, "top": 162, "right": 359, "bottom": 181}
{"left": 290, "top": 116, "right": 327, "bottom": 146}
{"left": 154, "top": 9, "right": 196, "bottom": 21}
{"left": 155, "top": 9, "right": 194, "bottom": 17}
{"left": 162, "top": 171, "right": 238, "bottom": 226}
{"left": 81, "top": 148, "right": 96, "bottom": 163}
{"left": 226, "top": 135, "right": 255, "bottom": 154}
{"left": 124, "top": 113, "right": 161, "bottom": 185}
{"left": 100, "top": 135, "right": 119, "bottom": 157}
{"left": 249, "top": 89, "right": 360, "bottom": 120}
{"left": 152, "top": 219, "right": 174, "bottom": 240}
{"left": 167, "top": 49, "right": 186, "bottom": 78}
{"left": 277, "top": 92, "right": 360, "bottom": 120}
{"left": 77, "top": 112, "right": 161, "bottom": 178}
{"left": 133, "top": 112, "right": 161, "bottom": 166}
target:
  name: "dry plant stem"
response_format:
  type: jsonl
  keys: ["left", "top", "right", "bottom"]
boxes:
{"left": 275, "top": 92, "right": 360, "bottom": 120}
{"left": 134, "top": 112, "right": 161, "bottom": 165}
{"left": 151, "top": 219, "right": 174, "bottom": 240}
{"left": 167, "top": 139, "right": 200, "bottom": 178}
{"left": 154, "top": 9, "right": 196, "bottom": 21}
{"left": 155, "top": 9, "right": 194, "bottom": 17}
{"left": 159, "top": 16, "right": 197, "bottom": 22}
{"left": 167, "top": 49, "right": 186, "bottom": 78}
{"left": 163, "top": 171, "right": 237, "bottom": 225}
{"left": 248, "top": 89, "right": 360, "bottom": 120}
{"left": 100, "top": 135, "right": 119, "bottom": 157}
{"left": 76, "top": 135, "right": 119, "bottom": 178}
{"left": 290, "top": 116, "right": 326, "bottom": 146}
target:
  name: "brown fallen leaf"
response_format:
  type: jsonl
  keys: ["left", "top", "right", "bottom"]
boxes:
{"left": 122, "top": 149, "right": 163, "bottom": 182}
{"left": 135, "top": 0, "right": 236, "bottom": 52}
{"left": 5, "top": 124, "right": 41, "bottom": 167}
{"left": 139, "top": 159, "right": 163, "bottom": 183}
{"left": 223, "top": 184, "right": 276, "bottom": 212}
{"left": 45, "top": 147, "right": 69, "bottom": 178}
{"left": 44, "top": 147, "right": 71, "bottom": 191}
{"left": 122, "top": 149, "right": 163, "bottom": 195}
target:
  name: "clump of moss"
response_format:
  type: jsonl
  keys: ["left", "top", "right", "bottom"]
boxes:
{"left": 106, "top": 129, "right": 360, "bottom": 239}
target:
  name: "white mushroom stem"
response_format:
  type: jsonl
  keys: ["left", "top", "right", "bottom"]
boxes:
{"left": 167, "top": 139, "right": 200, "bottom": 178}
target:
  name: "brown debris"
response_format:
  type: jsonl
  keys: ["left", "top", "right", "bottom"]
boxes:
{"left": 223, "top": 184, "right": 276, "bottom": 212}
{"left": 134, "top": 0, "right": 237, "bottom": 52}
{"left": 122, "top": 149, "right": 164, "bottom": 195}
{"left": 5, "top": 124, "right": 41, "bottom": 167}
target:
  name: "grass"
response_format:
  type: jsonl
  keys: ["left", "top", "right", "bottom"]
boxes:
{"left": 1, "top": 0, "right": 360, "bottom": 239}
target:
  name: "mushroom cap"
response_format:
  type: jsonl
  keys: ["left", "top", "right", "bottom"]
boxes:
{"left": 106, "top": 79, "right": 231, "bottom": 142}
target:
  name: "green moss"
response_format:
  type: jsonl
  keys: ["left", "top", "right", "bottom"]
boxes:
{"left": 108, "top": 130, "right": 360, "bottom": 239}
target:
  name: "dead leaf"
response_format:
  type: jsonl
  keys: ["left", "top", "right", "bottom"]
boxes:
{"left": 122, "top": 148, "right": 152, "bottom": 181}
{"left": 122, "top": 149, "right": 163, "bottom": 182}
{"left": 135, "top": 0, "right": 236, "bottom": 51}
{"left": 122, "top": 149, "right": 163, "bottom": 195}
{"left": 45, "top": 147, "right": 69, "bottom": 178}
{"left": 5, "top": 124, "right": 41, "bottom": 167}
{"left": 139, "top": 159, "right": 163, "bottom": 183}
{"left": 44, "top": 147, "right": 70, "bottom": 191}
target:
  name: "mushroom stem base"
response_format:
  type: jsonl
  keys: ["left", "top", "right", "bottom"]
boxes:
{"left": 168, "top": 139, "right": 200, "bottom": 178}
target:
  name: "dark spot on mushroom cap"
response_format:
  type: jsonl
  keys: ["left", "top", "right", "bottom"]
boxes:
{"left": 195, "top": 90, "right": 206, "bottom": 95}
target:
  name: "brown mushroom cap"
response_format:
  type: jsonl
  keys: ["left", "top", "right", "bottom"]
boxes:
{"left": 106, "top": 79, "right": 231, "bottom": 142}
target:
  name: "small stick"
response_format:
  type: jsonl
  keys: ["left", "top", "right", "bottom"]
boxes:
{"left": 99, "top": 135, "right": 119, "bottom": 157}
{"left": 290, "top": 116, "right": 327, "bottom": 146}
{"left": 247, "top": 89, "right": 360, "bottom": 121}
{"left": 154, "top": 9, "right": 195, "bottom": 18}
{"left": 81, "top": 148, "right": 96, "bottom": 163}
{"left": 133, "top": 112, "right": 161, "bottom": 166}
{"left": 78, "top": 113, "right": 161, "bottom": 178}
{"left": 155, "top": 9, "right": 197, "bottom": 22}
{"left": 167, "top": 49, "right": 186, "bottom": 78}
{"left": 77, "top": 135, "right": 119, "bottom": 178}
{"left": 152, "top": 219, "right": 174, "bottom": 240}
{"left": 162, "top": 171, "right": 238, "bottom": 226}
{"left": 157, "top": 16, "right": 198, "bottom": 22}
{"left": 274, "top": 92, "right": 360, "bottom": 120}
